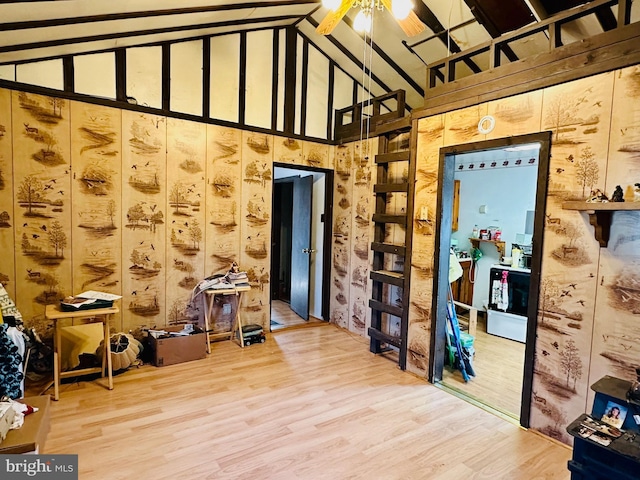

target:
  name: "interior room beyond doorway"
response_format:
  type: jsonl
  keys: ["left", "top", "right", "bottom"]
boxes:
{"left": 271, "top": 166, "right": 328, "bottom": 331}
{"left": 439, "top": 141, "right": 542, "bottom": 420}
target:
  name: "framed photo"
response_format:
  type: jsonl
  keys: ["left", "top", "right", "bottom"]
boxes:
{"left": 601, "top": 401, "right": 628, "bottom": 428}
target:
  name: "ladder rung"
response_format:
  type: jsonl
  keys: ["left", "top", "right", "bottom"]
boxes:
{"left": 370, "top": 270, "right": 405, "bottom": 288}
{"left": 371, "top": 242, "right": 406, "bottom": 256}
{"left": 369, "top": 299, "right": 403, "bottom": 318}
{"left": 374, "top": 183, "right": 409, "bottom": 193}
{"left": 372, "top": 214, "right": 406, "bottom": 226}
{"left": 375, "top": 151, "right": 410, "bottom": 164}
{"left": 368, "top": 327, "right": 402, "bottom": 348}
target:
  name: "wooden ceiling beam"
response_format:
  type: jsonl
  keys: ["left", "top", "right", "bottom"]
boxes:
{"left": 412, "top": 0, "right": 482, "bottom": 74}
{"left": 0, "top": 1, "right": 317, "bottom": 32}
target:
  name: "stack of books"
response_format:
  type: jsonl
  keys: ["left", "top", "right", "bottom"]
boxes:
{"left": 226, "top": 271, "right": 248, "bottom": 286}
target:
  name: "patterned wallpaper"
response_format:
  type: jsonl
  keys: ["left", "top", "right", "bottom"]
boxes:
{"left": 412, "top": 67, "right": 640, "bottom": 444}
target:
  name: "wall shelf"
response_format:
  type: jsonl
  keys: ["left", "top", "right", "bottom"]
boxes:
{"left": 562, "top": 201, "right": 640, "bottom": 247}
{"left": 469, "top": 238, "right": 506, "bottom": 258}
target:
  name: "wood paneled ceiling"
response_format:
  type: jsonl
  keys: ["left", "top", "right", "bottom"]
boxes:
{"left": 0, "top": 0, "right": 620, "bottom": 110}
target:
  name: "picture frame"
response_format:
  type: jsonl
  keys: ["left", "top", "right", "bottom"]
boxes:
{"left": 601, "top": 401, "right": 628, "bottom": 428}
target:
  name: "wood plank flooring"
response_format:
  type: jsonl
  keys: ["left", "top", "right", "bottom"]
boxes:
{"left": 43, "top": 323, "right": 570, "bottom": 479}
{"left": 270, "top": 299, "right": 325, "bottom": 330}
{"left": 441, "top": 314, "right": 525, "bottom": 417}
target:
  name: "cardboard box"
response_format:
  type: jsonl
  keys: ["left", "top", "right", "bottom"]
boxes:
{"left": 148, "top": 325, "right": 207, "bottom": 367}
{"left": 0, "top": 396, "right": 50, "bottom": 454}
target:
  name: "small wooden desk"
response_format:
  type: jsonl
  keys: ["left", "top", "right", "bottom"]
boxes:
{"left": 44, "top": 304, "right": 119, "bottom": 401}
{"left": 203, "top": 284, "right": 250, "bottom": 352}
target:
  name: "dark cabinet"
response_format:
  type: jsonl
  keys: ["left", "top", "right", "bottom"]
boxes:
{"left": 567, "top": 376, "right": 640, "bottom": 479}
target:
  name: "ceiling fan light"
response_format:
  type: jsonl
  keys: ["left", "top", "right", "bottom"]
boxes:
{"left": 354, "top": 9, "right": 372, "bottom": 33}
{"left": 322, "top": 0, "right": 342, "bottom": 11}
{"left": 391, "top": 0, "right": 413, "bottom": 20}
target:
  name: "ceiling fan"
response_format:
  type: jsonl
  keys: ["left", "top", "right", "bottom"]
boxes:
{"left": 316, "top": 0, "right": 426, "bottom": 37}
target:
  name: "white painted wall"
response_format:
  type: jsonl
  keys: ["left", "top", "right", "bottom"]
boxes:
{"left": 305, "top": 45, "right": 329, "bottom": 139}
{"left": 170, "top": 40, "right": 203, "bottom": 116}
{"left": 16, "top": 59, "right": 63, "bottom": 90}
{"left": 5, "top": 29, "right": 356, "bottom": 141}
{"left": 294, "top": 36, "right": 303, "bottom": 136}
{"left": 276, "top": 29, "right": 286, "bottom": 132}
{"left": 333, "top": 67, "right": 354, "bottom": 129}
{"left": 245, "top": 30, "right": 274, "bottom": 129}
{"left": 0, "top": 65, "right": 15, "bottom": 82}
{"left": 452, "top": 153, "right": 538, "bottom": 310}
{"left": 75, "top": 52, "right": 116, "bottom": 99}
{"left": 210, "top": 34, "right": 240, "bottom": 123}
{"left": 126, "top": 46, "right": 162, "bottom": 109}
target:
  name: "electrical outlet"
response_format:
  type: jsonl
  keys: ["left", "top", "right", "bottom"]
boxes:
{"left": 223, "top": 303, "right": 231, "bottom": 315}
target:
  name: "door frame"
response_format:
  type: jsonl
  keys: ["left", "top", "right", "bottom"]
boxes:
{"left": 429, "top": 131, "right": 552, "bottom": 427}
{"left": 271, "top": 162, "right": 334, "bottom": 323}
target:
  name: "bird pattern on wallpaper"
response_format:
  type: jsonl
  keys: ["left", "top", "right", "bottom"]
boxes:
{"left": 70, "top": 102, "right": 122, "bottom": 301}
{"left": 206, "top": 125, "right": 241, "bottom": 276}
{"left": 165, "top": 118, "right": 206, "bottom": 325}
{"left": 239, "top": 131, "right": 272, "bottom": 328}
{"left": 0, "top": 92, "right": 15, "bottom": 298}
{"left": 122, "top": 111, "right": 167, "bottom": 325}
{"left": 330, "top": 143, "right": 353, "bottom": 330}
{"left": 12, "top": 91, "right": 72, "bottom": 330}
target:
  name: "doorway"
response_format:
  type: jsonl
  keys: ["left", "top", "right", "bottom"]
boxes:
{"left": 270, "top": 164, "right": 333, "bottom": 330}
{"left": 431, "top": 132, "right": 551, "bottom": 427}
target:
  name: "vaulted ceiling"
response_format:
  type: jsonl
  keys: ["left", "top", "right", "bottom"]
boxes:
{"left": 0, "top": 0, "right": 620, "bottom": 110}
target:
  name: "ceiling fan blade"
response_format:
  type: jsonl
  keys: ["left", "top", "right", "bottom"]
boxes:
{"left": 396, "top": 10, "right": 426, "bottom": 37}
{"left": 380, "top": 0, "right": 426, "bottom": 37}
{"left": 316, "top": 0, "right": 352, "bottom": 35}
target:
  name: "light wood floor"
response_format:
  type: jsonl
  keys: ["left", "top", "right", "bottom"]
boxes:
{"left": 270, "top": 299, "right": 325, "bottom": 330}
{"left": 43, "top": 323, "right": 570, "bottom": 479}
{"left": 441, "top": 314, "right": 526, "bottom": 418}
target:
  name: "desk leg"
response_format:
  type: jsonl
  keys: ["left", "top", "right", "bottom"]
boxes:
{"left": 53, "top": 320, "right": 60, "bottom": 401}
{"left": 204, "top": 295, "right": 214, "bottom": 354}
{"left": 104, "top": 315, "right": 113, "bottom": 390}
{"left": 231, "top": 292, "right": 244, "bottom": 348}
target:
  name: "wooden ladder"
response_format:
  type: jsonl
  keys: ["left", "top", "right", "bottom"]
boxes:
{"left": 368, "top": 116, "right": 416, "bottom": 370}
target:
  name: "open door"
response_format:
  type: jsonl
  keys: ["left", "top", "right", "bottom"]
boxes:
{"left": 290, "top": 175, "right": 313, "bottom": 320}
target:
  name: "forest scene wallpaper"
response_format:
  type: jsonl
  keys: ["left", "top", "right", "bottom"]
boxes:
{"left": 0, "top": 87, "right": 351, "bottom": 347}
{"left": 413, "top": 67, "right": 640, "bottom": 444}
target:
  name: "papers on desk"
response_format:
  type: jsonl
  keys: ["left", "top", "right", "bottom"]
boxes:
{"left": 61, "top": 296, "right": 97, "bottom": 309}
{"left": 196, "top": 271, "right": 249, "bottom": 292}
{"left": 76, "top": 291, "right": 122, "bottom": 301}
{"left": 60, "top": 291, "right": 121, "bottom": 311}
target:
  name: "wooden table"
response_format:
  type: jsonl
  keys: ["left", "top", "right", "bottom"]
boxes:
{"left": 203, "top": 284, "right": 250, "bottom": 353}
{"left": 44, "top": 304, "right": 119, "bottom": 401}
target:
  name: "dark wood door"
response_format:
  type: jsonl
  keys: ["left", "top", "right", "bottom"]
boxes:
{"left": 290, "top": 175, "right": 313, "bottom": 320}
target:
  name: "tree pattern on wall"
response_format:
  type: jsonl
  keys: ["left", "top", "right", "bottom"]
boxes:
{"left": 165, "top": 118, "right": 206, "bottom": 325}
{"left": 11, "top": 91, "right": 72, "bottom": 333}
{"left": 348, "top": 139, "right": 374, "bottom": 334}
{"left": 122, "top": 111, "right": 167, "bottom": 327}
{"left": 330, "top": 143, "right": 353, "bottom": 329}
{"left": 0, "top": 90, "right": 15, "bottom": 298}
{"left": 70, "top": 103, "right": 122, "bottom": 330}
{"left": 0, "top": 87, "right": 338, "bottom": 343}
{"left": 206, "top": 125, "right": 241, "bottom": 277}
{"left": 240, "top": 132, "right": 272, "bottom": 328}
{"left": 413, "top": 69, "right": 640, "bottom": 446}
